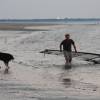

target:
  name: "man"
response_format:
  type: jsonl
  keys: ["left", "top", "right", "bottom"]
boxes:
{"left": 60, "top": 34, "right": 77, "bottom": 65}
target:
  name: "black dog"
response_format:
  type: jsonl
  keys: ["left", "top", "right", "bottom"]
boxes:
{"left": 0, "top": 52, "right": 14, "bottom": 70}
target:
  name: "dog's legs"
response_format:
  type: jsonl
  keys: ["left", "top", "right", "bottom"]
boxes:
{"left": 4, "top": 61, "right": 9, "bottom": 73}
{"left": 4, "top": 61, "right": 9, "bottom": 69}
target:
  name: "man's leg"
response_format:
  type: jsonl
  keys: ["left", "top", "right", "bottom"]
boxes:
{"left": 63, "top": 51, "right": 72, "bottom": 69}
{"left": 68, "top": 52, "right": 72, "bottom": 64}
{"left": 63, "top": 51, "right": 69, "bottom": 65}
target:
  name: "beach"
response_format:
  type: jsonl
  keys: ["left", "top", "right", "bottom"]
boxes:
{"left": 0, "top": 23, "right": 100, "bottom": 100}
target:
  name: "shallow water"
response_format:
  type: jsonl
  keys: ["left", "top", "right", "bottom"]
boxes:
{"left": 0, "top": 63, "right": 100, "bottom": 100}
{"left": 0, "top": 24, "right": 100, "bottom": 99}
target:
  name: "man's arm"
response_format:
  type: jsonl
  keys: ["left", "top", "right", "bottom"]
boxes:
{"left": 71, "top": 39, "right": 77, "bottom": 53}
{"left": 73, "top": 43, "right": 77, "bottom": 53}
{"left": 60, "top": 42, "right": 63, "bottom": 52}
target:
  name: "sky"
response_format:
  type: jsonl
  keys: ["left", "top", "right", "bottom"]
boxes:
{"left": 0, "top": 0, "right": 100, "bottom": 19}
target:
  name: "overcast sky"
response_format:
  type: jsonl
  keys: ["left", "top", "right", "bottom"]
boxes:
{"left": 0, "top": 0, "right": 100, "bottom": 19}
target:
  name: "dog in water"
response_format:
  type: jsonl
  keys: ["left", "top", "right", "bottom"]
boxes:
{"left": 0, "top": 52, "right": 14, "bottom": 73}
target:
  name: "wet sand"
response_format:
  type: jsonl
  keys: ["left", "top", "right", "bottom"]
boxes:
{"left": 0, "top": 23, "right": 66, "bottom": 31}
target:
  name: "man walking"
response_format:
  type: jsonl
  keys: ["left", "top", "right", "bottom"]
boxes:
{"left": 60, "top": 34, "right": 77, "bottom": 66}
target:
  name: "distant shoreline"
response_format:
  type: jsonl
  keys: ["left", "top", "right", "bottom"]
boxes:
{"left": 0, "top": 18, "right": 100, "bottom": 26}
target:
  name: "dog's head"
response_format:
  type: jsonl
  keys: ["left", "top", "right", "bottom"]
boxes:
{"left": 10, "top": 55, "right": 14, "bottom": 60}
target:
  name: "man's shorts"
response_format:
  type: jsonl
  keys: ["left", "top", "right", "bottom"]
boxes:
{"left": 63, "top": 50, "right": 72, "bottom": 60}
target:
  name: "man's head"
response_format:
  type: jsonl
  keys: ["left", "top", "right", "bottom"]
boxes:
{"left": 65, "top": 34, "right": 70, "bottom": 39}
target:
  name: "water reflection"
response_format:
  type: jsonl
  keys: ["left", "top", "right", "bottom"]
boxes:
{"left": 4, "top": 68, "right": 9, "bottom": 74}
{"left": 61, "top": 67, "right": 72, "bottom": 88}
{"left": 62, "top": 78, "right": 71, "bottom": 88}
{"left": 64, "top": 65, "right": 72, "bottom": 70}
